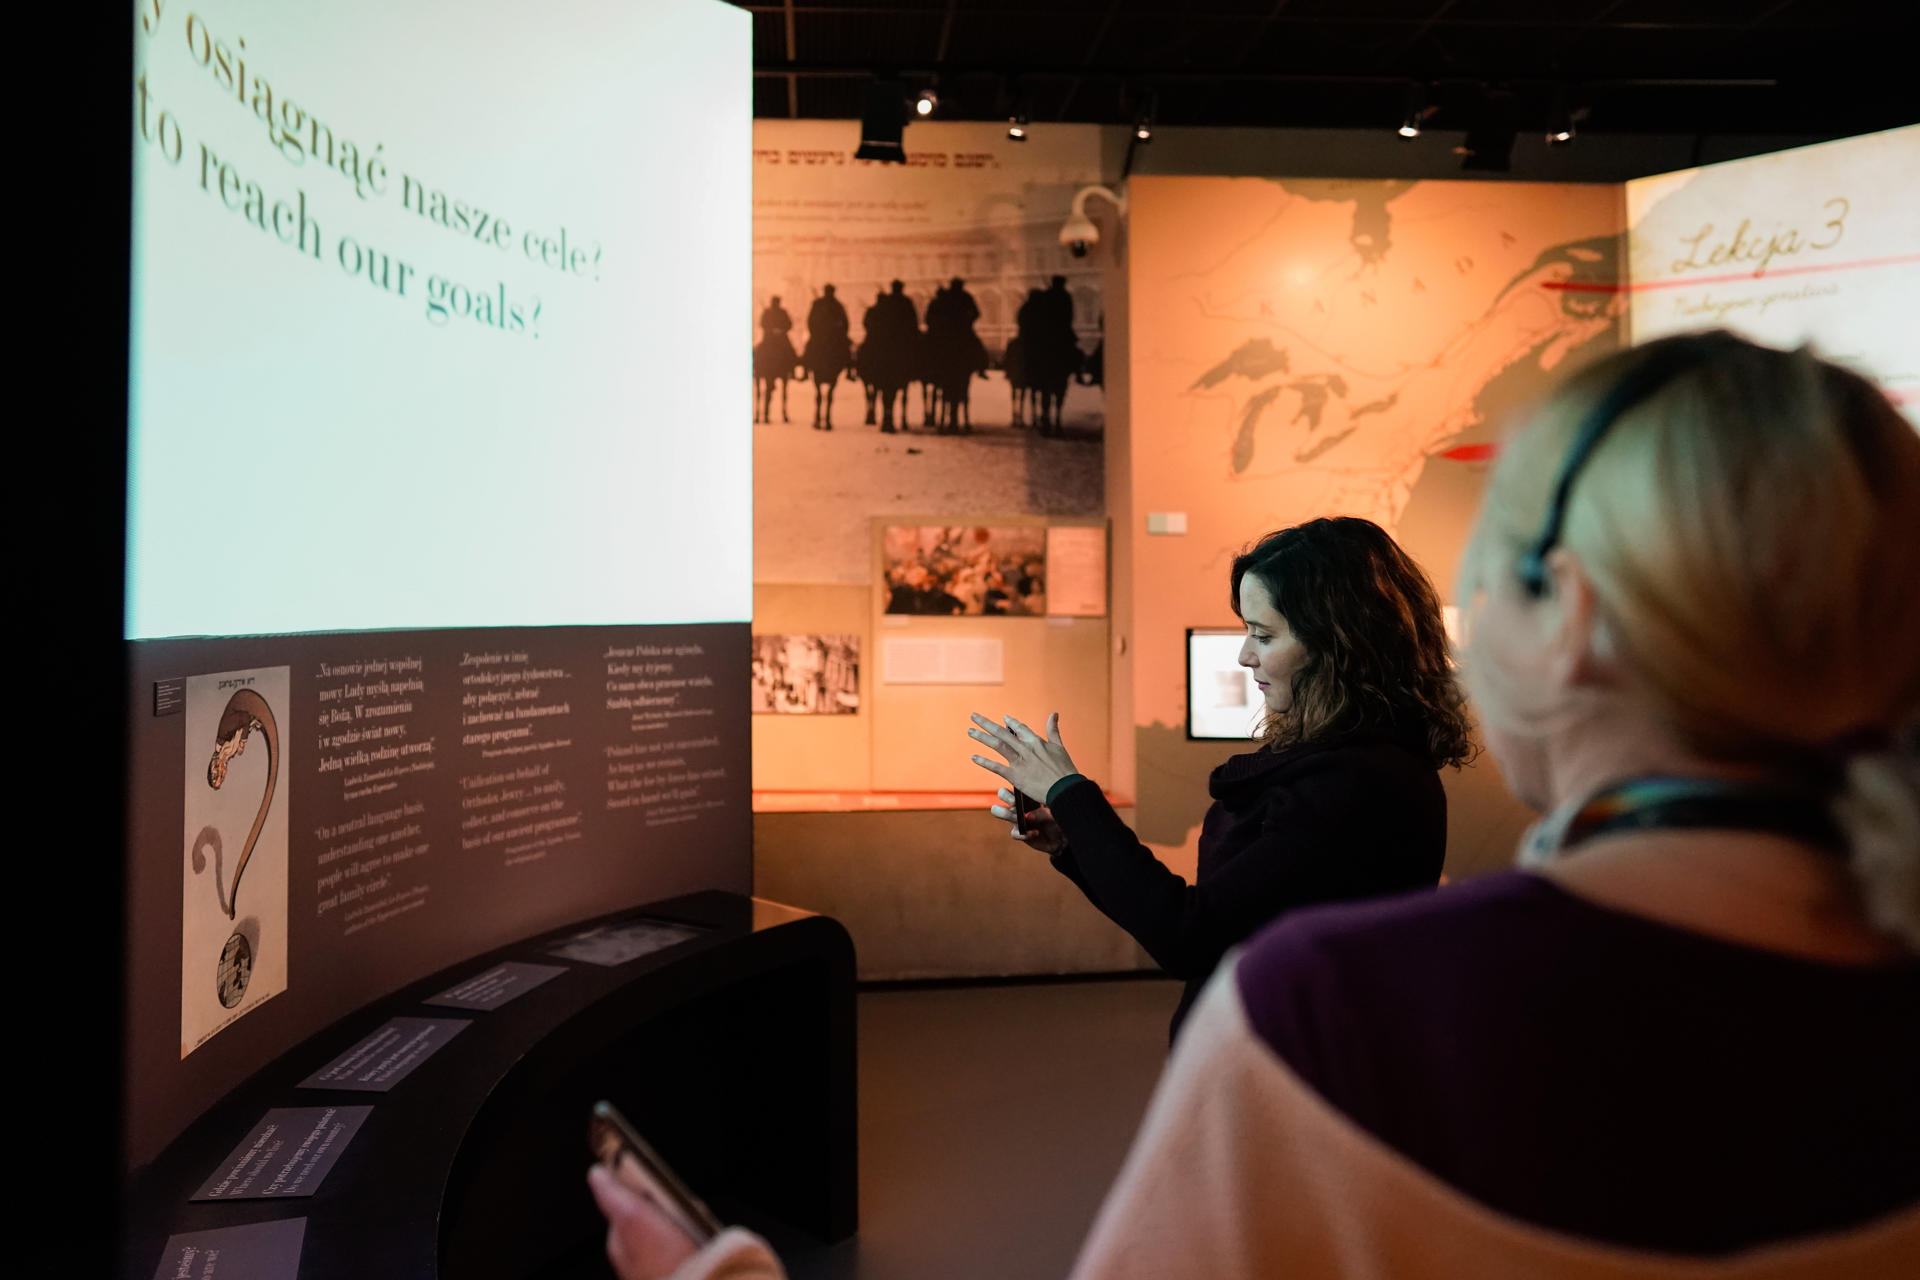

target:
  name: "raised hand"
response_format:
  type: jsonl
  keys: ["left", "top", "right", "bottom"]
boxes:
{"left": 967, "top": 711, "right": 1079, "bottom": 802}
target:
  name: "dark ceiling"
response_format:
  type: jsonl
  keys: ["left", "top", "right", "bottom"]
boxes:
{"left": 731, "top": 1, "right": 1918, "bottom": 139}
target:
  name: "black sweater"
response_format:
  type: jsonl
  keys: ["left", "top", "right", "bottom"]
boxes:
{"left": 1047, "top": 730, "right": 1448, "bottom": 1040}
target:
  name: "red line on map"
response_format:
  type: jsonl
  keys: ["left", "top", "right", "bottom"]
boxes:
{"left": 1438, "top": 443, "right": 1500, "bottom": 463}
{"left": 1541, "top": 253, "right": 1920, "bottom": 294}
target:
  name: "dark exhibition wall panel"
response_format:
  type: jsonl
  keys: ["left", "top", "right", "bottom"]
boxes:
{"left": 126, "top": 622, "right": 750, "bottom": 1167}
{"left": 126, "top": 0, "right": 756, "bottom": 1183}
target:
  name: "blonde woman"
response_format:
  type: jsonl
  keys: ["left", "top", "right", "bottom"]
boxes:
{"left": 592, "top": 331, "right": 1920, "bottom": 1278}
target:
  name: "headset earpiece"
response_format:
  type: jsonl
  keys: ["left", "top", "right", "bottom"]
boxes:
{"left": 1515, "top": 337, "right": 1724, "bottom": 602}
{"left": 1517, "top": 551, "right": 1549, "bottom": 599}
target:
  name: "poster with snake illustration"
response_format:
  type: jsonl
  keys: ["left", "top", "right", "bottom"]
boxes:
{"left": 181, "top": 667, "right": 290, "bottom": 1058}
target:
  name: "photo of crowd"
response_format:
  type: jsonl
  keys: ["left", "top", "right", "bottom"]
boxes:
{"left": 882, "top": 526, "right": 1047, "bottom": 616}
{"left": 751, "top": 634, "right": 861, "bottom": 715}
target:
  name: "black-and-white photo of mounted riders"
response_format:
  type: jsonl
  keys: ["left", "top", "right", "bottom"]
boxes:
{"left": 752, "top": 121, "right": 1107, "bottom": 585}
{"left": 754, "top": 271, "right": 1102, "bottom": 438}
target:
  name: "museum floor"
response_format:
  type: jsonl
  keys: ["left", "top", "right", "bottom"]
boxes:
{"left": 550, "top": 975, "right": 1183, "bottom": 1280}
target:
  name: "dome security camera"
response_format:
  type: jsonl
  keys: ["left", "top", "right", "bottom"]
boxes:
{"left": 1060, "top": 212, "right": 1099, "bottom": 258}
{"left": 1059, "top": 185, "right": 1125, "bottom": 261}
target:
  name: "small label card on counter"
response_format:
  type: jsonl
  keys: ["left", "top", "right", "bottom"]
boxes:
{"left": 192, "top": 1105, "right": 372, "bottom": 1201}
{"left": 299, "top": 1016, "right": 468, "bottom": 1092}
{"left": 151, "top": 1219, "right": 306, "bottom": 1280}
{"left": 425, "top": 961, "right": 567, "bottom": 1011}
{"left": 549, "top": 919, "right": 704, "bottom": 967}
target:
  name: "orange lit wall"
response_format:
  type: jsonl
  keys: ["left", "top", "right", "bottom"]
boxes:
{"left": 1122, "top": 176, "right": 1628, "bottom": 879}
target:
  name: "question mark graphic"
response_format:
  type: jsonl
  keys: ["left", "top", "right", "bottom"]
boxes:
{"left": 200, "top": 688, "right": 278, "bottom": 1011}
{"left": 592, "top": 243, "right": 602, "bottom": 282}
{"left": 531, "top": 296, "right": 543, "bottom": 339}
{"left": 205, "top": 689, "right": 278, "bottom": 920}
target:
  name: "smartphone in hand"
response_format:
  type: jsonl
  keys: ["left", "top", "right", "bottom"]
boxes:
{"left": 589, "top": 1100, "right": 724, "bottom": 1245}
{"left": 1013, "top": 789, "right": 1038, "bottom": 836}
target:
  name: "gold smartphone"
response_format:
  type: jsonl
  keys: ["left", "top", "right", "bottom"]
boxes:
{"left": 589, "top": 1100, "right": 724, "bottom": 1245}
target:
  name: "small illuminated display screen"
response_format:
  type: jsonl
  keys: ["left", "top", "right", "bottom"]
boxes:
{"left": 1186, "top": 628, "right": 1260, "bottom": 741}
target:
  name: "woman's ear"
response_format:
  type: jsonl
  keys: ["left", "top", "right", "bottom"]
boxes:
{"left": 1588, "top": 614, "right": 1617, "bottom": 664}
{"left": 1543, "top": 548, "right": 1616, "bottom": 690}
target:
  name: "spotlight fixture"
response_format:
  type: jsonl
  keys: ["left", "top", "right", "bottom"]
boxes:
{"left": 1546, "top": 85, "right": 1576, "bottom": 145}
{"left": 855, "top": 79, "right": 908, "bottom": 164}
{"left": 1133, "top": 91, "right": 1157, "bottom": 142}
{"left": 1007, "top": 77, "right": 1031, "bottom": 141}
{"left": 1398, "top": 82, "right": 1429, "bottom": 139}
{"left": 1008, "top": 112, "right": 1029, "bottom": 141}
{"left": 914, "top": 86, "right": 938, "bottom": 117}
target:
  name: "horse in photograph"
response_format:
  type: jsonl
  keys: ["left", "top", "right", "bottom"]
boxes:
{"left": 927, "top": 328, "right": 989, "bottom": 434}
{"left": 924, "top": 279, "right": 990, "bottom": 435}
{"left": 858, "top": 281, "right": 921, "bottom": 434}
{"left": 1027, "top": 335, "right": 1082, "bottom": 436}
{"left": 753, "top": 296, "right": 799, "bottom": 425}
{"left": 860, "top": 373, "right": 902, "bottom": 429}
{"left": 1014, "top": 280, "right": 1083, "bottom": 436}
{"left": 802, "top": 287, "right": 854, "bottom": 430}
{"left": 802, "top": 338, "right": 855, "bottom": 430}
{"left": 859, "top": 339, "right": 915, "bottom": 433}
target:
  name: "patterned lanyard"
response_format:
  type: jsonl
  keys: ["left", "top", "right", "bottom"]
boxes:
{"left": 1553, "top": 775, "right": 1844, "bottom": 857}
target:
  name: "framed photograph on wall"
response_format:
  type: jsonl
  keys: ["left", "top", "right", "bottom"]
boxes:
{"left": 751, "top": 634, "right": 860, "bottom": 714}
{"left": 881, "top": 525, "right": 1047, "bottom": 616}
{"left": 1186, "top": 628, "right": 1260, "bottom": 741}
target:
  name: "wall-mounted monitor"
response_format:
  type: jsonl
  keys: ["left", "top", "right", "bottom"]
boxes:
{"left": 1186, "top": 628, "right": 1260, "bottom": 741}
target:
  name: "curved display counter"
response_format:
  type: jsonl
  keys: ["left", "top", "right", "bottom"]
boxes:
{"left": 127, "top": 893, "right": 856, "bottom": 1279}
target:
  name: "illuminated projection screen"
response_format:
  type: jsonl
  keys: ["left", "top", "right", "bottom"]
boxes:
{"left": 1624, "top": 125, "right": 1920, "bottom": 422}
{"left": 129, "top": 0, "right": 752, "bottom": 638}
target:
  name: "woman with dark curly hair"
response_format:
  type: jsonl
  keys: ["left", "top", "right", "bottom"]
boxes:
{"left": 967, "top": 516, "right": 1474, "bottom": 1040}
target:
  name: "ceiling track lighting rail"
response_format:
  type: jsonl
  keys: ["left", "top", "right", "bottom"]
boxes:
{"left": 842, "top": 66, "right": 1758, "bottom": 159}
{"left": 750, "top": 66, "right": 1778, "bottom": 90}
